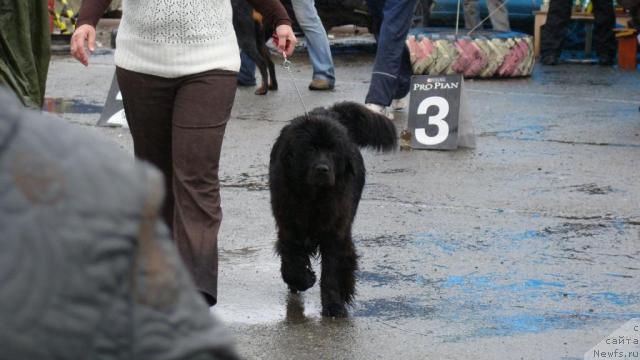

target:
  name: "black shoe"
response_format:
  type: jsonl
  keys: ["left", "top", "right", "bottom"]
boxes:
{"left": 540, "top": 54, "right": 558, "bottom": 66}
{"left": 598, "top": 54, "right": 615, "bottom": 66}
{"left": 200, "top": 291, "right": 217, "bottom": 307}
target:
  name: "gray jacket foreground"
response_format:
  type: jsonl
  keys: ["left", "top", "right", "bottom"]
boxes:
{"left": 0, "top": 89, "right": 237, "bottom": 360}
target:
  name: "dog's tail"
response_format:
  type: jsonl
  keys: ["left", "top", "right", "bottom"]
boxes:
{"left": 327, "top": 102, "right": 397, "bottom": 152}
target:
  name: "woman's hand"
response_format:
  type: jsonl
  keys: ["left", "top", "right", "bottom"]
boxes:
{"left": 274, "top": 24, "right": 297, "bottom": 57}
{"left": 70, "top": 24, "right": 97, "bottom": 66}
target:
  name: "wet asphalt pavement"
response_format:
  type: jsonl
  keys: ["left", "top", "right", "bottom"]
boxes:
{"left": 44, "top": 49, "right": 640, "bottom": 359}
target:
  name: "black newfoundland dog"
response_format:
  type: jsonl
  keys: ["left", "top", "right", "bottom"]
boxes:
{"left": 269, "top": 102, "right": 397, "bottom": 317}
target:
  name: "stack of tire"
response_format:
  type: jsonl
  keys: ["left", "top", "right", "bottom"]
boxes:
{"left": 407, "top": 28, "right": 535, "bottom": 78}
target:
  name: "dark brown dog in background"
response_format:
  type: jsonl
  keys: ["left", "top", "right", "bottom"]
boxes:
{"left": 232, "top": 0, "right": 278, "bottom": 95}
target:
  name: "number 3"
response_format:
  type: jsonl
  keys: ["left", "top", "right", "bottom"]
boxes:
{"left": 415, "top": 96, "right": 449, "bottom": 145}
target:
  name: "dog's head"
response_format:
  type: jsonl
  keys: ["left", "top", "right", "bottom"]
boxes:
{"left": 273, "top": 114, "right": 356, "bottom": 189}
{"left": 304, "top": 144, "right": 339, "bottom": 188}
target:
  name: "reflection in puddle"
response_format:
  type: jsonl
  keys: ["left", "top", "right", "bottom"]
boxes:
{"left": 284, "top": 293, "right": 308, "bottom": 324}
{"left": 43, "top": 98, "right": 103, "bottom": 114}
{"left": 212, "top": 291, "right": 323, "bottom": 325}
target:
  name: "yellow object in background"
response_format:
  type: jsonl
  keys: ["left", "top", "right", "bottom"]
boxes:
{"left": 585, "top": 0, "right": 593, "bottom": 13}
{"left": 49, "top": 0, "right": 77, "bottom": 35}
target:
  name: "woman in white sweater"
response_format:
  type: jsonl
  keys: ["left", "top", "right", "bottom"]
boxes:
{"left": 71, "top": 0, "right": 296, "bottom": 307}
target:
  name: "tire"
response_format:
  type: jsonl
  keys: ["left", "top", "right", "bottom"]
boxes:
{"left": 407, "top": 28, "right": 536, "bottom": 78}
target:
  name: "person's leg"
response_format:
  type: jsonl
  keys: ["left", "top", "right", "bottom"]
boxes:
{"left": 592, "top": 0, "right": 616, "bottom": 64}
{"left": 487, "top": 0, "right": 510, "bottom": 31}
{"left": 237, "top": 51, "right": 257, "bottom": 86}
{"left": 463, "top": 0, "right": 481, "bottom": 30}
{"left": 290, "top": 0, "right": 335, "bottom": 89}
{"left": 540, "top": 0, "right": 573, "bottom": 63}
{"left": 116, "top": 67, "right": 176, "bottom": 229}
{"left": 366, "top": 0, "right": 384, "bottom": 39}
{"left": 171, "top": 69, "right": 237, "bottom": 307}
{"left": 365, "top": 0, "right": 419, "bottom": 108}
{"left": 391, "top": 44, "right": 413, "bottom": 106}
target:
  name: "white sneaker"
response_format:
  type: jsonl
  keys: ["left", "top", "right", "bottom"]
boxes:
{"left": 390, "top": 97, "right": 408, "bottom": 111}
{"left": 365, "top": 103, "right": 393, "bottom": 120}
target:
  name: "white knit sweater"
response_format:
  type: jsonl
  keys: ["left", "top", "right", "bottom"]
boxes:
{"left": 115, "top": 0, "right": 240, "bottom": 78}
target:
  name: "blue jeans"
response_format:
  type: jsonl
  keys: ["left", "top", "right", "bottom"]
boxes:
{"left": 237, "top": 0, "right": 335, "bottom": 85}
{"left": 291, "top": 0, "right": 335, "bottom": 85}
{"left": 365, "top": 0, "right": 418, "bottom": 106}
{"left": 237, "top": 51, "right": 257, "bottom": 86}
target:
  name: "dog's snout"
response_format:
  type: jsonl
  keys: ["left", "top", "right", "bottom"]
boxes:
{"left": 315, "top": 164, "right": 330, "bottom": 173}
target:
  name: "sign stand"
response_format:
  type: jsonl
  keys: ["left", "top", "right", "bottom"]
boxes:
{"left": 457, "top": 86, "right": 475, "bottom": 148}
{"left": 97, "top": 72, "right": 128, "bottom": 129}
{"left": 407, "top": 74, "right": 475, "bottom": 150}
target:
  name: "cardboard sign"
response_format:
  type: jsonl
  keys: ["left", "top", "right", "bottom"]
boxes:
{"left": 97, "top": 72, "right": 128, "bottom": 128}
{"left": 408, "top": 74, "right": 463, "bottom": 150}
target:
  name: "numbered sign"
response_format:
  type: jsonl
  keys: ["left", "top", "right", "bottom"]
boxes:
{"left": 98, "top": 72, "right": 128, "bottom": 129}
{"left": 408, "top": 75, "right": 462, "bottom": 150}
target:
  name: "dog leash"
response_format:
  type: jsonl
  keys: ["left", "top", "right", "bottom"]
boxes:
{"left": 282, "top": 52, "right": 309, "bottom": 117}
{"left": 273, "top": 34, "right": 308, "bottom": 116}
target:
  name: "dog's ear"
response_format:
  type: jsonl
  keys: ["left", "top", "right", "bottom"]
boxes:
{"left": 271, "top": 127, "right": 296, "bottom": 170}
{"left": 342, "top": 149, "right": 357, "bottom": 177}
{"left": 283, "top": 149, "right": 294, "bottom": 167}
{"left": 344, "top": 157, "right": 354, "bottom": 176}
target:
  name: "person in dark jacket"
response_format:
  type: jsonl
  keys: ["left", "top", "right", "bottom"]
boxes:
{"left": 540, "top": 0, "right": 616, "bottom": 65}
{"left": 0, "top": 88, "right": 239, "bottom": 360}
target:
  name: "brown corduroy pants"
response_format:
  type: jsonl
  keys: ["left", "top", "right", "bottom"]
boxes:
{"left": 116, "top": 67, "right": 237, "bottom": 306}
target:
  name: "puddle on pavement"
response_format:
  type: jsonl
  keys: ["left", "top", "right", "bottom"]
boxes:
{"left": 542, "top": 222, "right": 609, "bottom": 240}
{"left": 435, "top": 272, "right": 640, "bottom": 339}
{"left": 220, "top": 173, "right": 268, "bottom": 191}
{"left": 482, "top": 124, "right": 549, "bottom": 141}
{"left": 213, "top": 292, "right": 323, "bottom": 325}
{"left": 43, "top": 98, "right": 103, "bottom": 114}
{"left": 568, "top": 183, "right": 616, "bottom": 195}
{"left": 379, "top": 168, "right": 415, "bottom": 175}
{"left": 358, "top": 270, "right": 426, "bottom": 288}
{"left": 356, "top": 234, "right": 409, "bottom": 248}
{"left": 215, "top": 222, "right": 639, "bottom": 337}
{"left": 220, "top": 247, "right": 260, "bottom": 257}
{"left": 353, "top": 297, "right": 434, "bottom": 320}
{"left": 354, "top": 224, "right": 640, "bottom": 338}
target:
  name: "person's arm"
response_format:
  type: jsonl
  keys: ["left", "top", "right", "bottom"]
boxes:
{"left": 77, "top": 0, "right": 112, "bottom": 28}
{"left": 246, "top": 0, "right": 292, "bottom": 28}
{"left": 246, "top": 0, "right": 297, "bottom": 56}
{"left": 71, "top": 0, "right": 112, "bottom": 66}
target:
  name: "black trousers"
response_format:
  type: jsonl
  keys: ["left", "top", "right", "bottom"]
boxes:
{"left": 540, "top": 0, "right": 616, "bottom": 58}
{"left": 116, "top": 67, "right": 237, "bottom": 306}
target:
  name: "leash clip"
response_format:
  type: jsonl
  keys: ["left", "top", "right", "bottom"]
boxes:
{"left": 282, "top": 53, "right": 292, "bottom": 71}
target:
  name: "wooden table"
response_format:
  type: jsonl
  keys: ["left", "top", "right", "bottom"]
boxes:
{"left": 534, "top": 10, "right": 631, "bottom": 57}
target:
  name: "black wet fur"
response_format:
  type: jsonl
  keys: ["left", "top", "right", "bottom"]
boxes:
{"left": 269, "top": 101, "right": 397, "bottom": 317}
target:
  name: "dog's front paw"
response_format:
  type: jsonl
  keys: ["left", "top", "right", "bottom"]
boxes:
{"left": 321, "top": 303, "right": 348, "bottom": 318}
{"left": 285, "top": 268, "right": 316, "bottom": 293}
